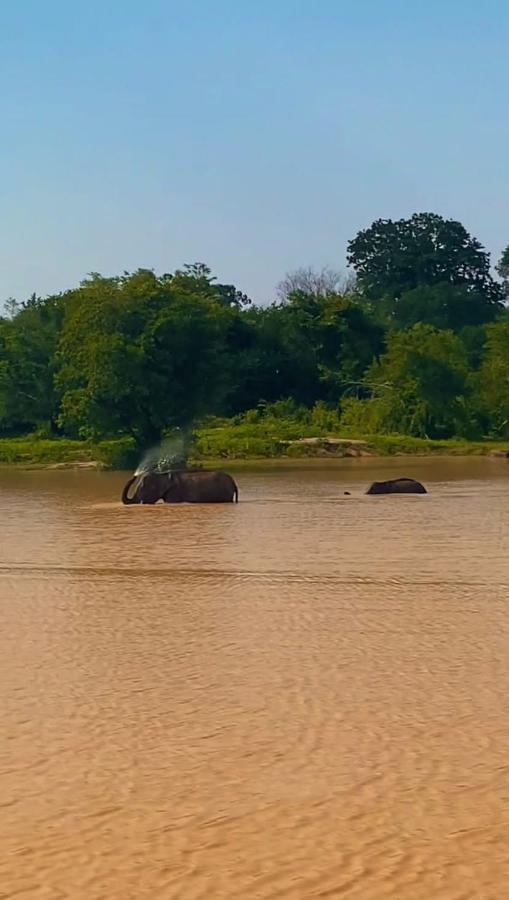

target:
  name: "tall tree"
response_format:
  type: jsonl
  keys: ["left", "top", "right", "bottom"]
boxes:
{"left": 283, "top": 289, "right": 384, "bottom": 399}
{"left": 56, "top": 269, "right": 234, "bottom": 445}
{"left": 0, "top": 295, "right": 63, "bottom": 434}
{"left": 347, "top": 213, "right": 502, "bottom": 327}
{"left": 390, "top": 283, "right": 498, "bottom": 331}
{"left": 347, "top": 324, "right": 473, "bottom": 438}
{"left": 225, "top": 303, "right": 321, "bottom": 412}
{"left": 496, "top": 245, "right": 509, "bottom": 301}
{"left": 472, "top": 321, "right": 509, "bottom": 436}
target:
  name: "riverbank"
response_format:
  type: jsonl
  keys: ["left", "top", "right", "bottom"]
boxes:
{"left": 0, "top": 437, "right": 137, "bottom": 470}
{"left": 0, "top": 428, "right": 508, "bottom": 469}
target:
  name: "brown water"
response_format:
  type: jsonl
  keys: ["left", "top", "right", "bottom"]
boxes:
{"left": 1, "top": 458, "right": 508, "bottom": 899}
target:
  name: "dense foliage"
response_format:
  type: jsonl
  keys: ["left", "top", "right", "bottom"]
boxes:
{"left": 1, "top": 214, "right": 508, "bottom": 447}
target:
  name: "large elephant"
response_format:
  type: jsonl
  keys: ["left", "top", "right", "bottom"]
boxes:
{"left": 121, "top": 469, "right": 239, "bottom": 504}
{"left": 366, "top": 477, "right": 427, "bottom": 495}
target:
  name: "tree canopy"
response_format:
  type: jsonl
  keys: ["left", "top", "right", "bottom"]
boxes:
{"left": 1, "top": 212, "right": 507, "bottom": 446}
{"left": 347, "top": 213, "right": 503, "bottom": 328}
{"left": 345, "top": 324, "right": 472, "bottom": 439}
{"left": 55, "top": 269, "right": 234, "bottom": 443}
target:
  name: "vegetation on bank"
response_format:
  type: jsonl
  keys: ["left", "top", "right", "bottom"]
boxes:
{"left": 0, "top": 436, "right": 137, "bottom": 469}
{"left": 1, "top": 212, "right": 509, "bottom": 460}
{"left": 1, "top": 410, "right": 508, "bottom": 469}
{"left": 193, "top": 417, "right": 509, "bottom": 460}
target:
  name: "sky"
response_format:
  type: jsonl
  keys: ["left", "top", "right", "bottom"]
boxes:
{"left": 1, "top": 0, "right": 508, "bottom": 305}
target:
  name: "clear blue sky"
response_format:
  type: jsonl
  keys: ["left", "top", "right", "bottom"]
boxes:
{"left": 1, "top": 0, "right": 508, "bottom": 304}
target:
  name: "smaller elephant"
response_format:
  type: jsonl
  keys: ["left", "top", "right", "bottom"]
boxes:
{"left": 122, "top": 468, "right": 238, "bottom": 504}
{"left": 366, "top": 477, "right": 427, "bottom": 495}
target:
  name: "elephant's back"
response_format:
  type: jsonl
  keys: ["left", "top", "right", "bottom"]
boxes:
{"left": 179, "top": 469, "right": 237, "bottom": 502}
{"left": 366, "top": 477, "right": 427, "bottom": 495}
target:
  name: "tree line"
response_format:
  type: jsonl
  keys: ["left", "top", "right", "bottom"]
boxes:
{"left": 1, "top": 212, "right": 508, "bottom": 447}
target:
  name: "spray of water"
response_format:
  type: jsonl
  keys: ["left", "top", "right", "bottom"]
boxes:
{"left": 134, "top": 432, "right": 191, "bottom": 476}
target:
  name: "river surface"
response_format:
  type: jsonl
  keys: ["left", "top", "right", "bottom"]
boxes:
{"left": 1, "top": 458, "right": 508, "bottom": 899}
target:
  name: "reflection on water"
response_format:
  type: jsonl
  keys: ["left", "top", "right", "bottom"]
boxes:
{"left": 0, "top": 458, "right": 508, "bottom": 899}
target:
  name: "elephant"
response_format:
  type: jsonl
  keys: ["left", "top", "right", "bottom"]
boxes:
{"left": 366, "top": 477, "right": 427, "bottom": 495}
{"left": 121, "top": 468, "right": 239, "bottom": 504}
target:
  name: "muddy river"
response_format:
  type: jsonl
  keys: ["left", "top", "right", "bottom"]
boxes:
{"left": 0, "top": 458, "right": 508, "bottom": 898}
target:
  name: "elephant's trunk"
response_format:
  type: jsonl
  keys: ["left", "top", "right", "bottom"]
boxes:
{"left": 121, "top": 475, "right": 138, "bottom": 504}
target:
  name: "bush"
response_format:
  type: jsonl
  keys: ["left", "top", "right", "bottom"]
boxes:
{"left": 340, "top": 397, "right": 383, "bottom": 433}
{"left": 95, "top": 437, "right": 138, "bottom": 469}
{"left": 0, "top": 435, "right": 138, "bottom": 469}
{"left": 309, "top": 401, "right": 342, "bottom": 432}
{"left": 0, "top": 437, "right": 93, "bottom": 465}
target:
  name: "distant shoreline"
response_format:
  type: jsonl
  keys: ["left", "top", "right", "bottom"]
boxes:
{"left": 1, "top": 433, "right": 508, "bottom": 470}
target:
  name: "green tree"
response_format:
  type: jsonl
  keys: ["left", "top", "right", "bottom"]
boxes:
{"left": 4, "top": 237, "right": 509, "bottom": 448}
{"left": 225, "top": 303, "right": 320, "bottom": 412}
{"left": 0, "top": 295, "right": 63, "bottom": 435}
{"left": 56, "top": 268, "right": 234, "bottom": 446}
{"left": 391, "top": 283, "right": 498, "bottom": 331}
{"left": 226, "top": 289, "right": 383, "bottom": 413}
{"left": 459, "top": 324, "right": 488, "bottom": 370}
{"left": 472, "top": 322, "right": 509, "bottom": 436}
{"left": 343, "top": 324, "right": 474, "bottom": 438}
{"left": 347, "top": 213, "right": 502, "bottom": 326}
{"left": 496, "top": 245, "right": 509, "bottom": 301}
{"left": 283, "top": 289, "right": 383, "bottom": 400}
{"left": 172, "top": 263, "right": 251, "bottom": 308}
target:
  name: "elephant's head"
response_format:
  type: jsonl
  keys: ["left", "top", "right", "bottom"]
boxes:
{"left": 121, "top": 471, "right": 168, "bottom": 504}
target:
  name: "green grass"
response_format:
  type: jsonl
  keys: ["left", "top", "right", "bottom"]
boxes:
{"left": 194, "top": 422, "right": 300, "bottom": 460}
{"left": 0, "top": 436, "right": 137, "bottom": 469}
{"left": 0, "top": 422, "right": 507, "bottom": 469}
{"left": 192, "top": 411, "right": 347, "bottom": 459}
{"left": 192, "top": 417, "right": 509, "bottom": 460}
{"left": 356, "top": 433, "right": 508, "bottom": 456}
